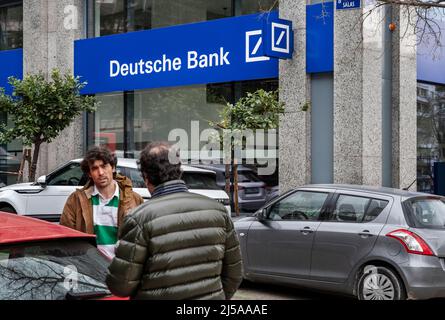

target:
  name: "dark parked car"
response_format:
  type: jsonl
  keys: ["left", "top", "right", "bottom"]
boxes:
{"left": 193, "top": 164, "right": 267, "bottom": 212}
{"left": 235, "top": 184, "right": 445, "bottom": 300}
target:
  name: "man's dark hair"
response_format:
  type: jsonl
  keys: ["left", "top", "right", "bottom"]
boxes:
{"left": 138, "top": 142, "right": 182, "bottom": 187}
{"left": 80, "top": 145, "right": 117, "bottom": 175}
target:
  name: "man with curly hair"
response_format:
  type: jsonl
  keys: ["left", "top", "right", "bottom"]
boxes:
{"left": 60, "top": 146, "right": 143, "bottom": 259}
{"left": 106, "top": 141, "right": 243, "bottom": 300}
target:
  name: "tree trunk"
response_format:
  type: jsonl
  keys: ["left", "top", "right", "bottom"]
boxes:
{"left": 225, "top": 162, "right": 231, "bottom": 212}
{"left": 17, "top": 148, "right": 31, "bottom": 183}
{"left": 29, "top": 141, "right": 41, "bottom": 182}
{"left": 233, "top": 159, "right": 239, "bottom": 216}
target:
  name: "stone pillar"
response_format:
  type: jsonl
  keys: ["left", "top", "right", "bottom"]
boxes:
{"left": 279, "top": 0, "right": 311, "bottom": 193}
{"left": 333, "top": 4, "right": 384, "bottom": 185}
{"left": 23, "top": 0, "right": 85, "bottom": 179}
{"left": 391, "top": 5, "right": 417, "bottom": 190}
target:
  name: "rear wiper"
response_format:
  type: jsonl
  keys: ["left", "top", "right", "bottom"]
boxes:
{"left": 65, "top": 290, "right": 111, "bottom": 300}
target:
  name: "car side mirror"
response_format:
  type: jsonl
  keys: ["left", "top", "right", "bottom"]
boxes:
{"left": 257, "top": 208, "right": 268, "bottom": 221}
{"left": 37, "top": 175, "right": 47, "bottom": 187}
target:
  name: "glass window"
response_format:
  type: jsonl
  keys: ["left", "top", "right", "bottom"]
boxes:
{"left": 0, "top": 2, "right": 22, "bottom": 51}
{"left": 132, "top": 85, "right": 223, "bottom": 155}
{"left": 239, "top": 0, "right": 278, "bottom": 15}
{"left": 331, "top": 195, "right": 370, "bottom": 223}
{"left": 238, "top": 171, "right": 260, "bottom": 182}
{"left": 94, "top": 0, "right": 233, "bottom": 36}
{"left": 92, "top": 0, "right": 281, "bottom": 37}
{"left": 0, "top": 142, "right": 21, "bottom": 187}
{"left": 119, "top": 167, "right": 146, "bottom": 189}
{"left": 268, "top": 191, "right": 328, "bottom": 221}
{"left": 182, "top": 172, "right": 220, "bottom": 190}
{"left": 363, "top": 199, "right": 388, "bottom": 222}
{"left": 47, "top": 163, "right": 84, "bottom": 186}
{"left": 329, "top": 195, "right": 388, "bottom": 223}
{"left": 94, "top": 92, "right": 125, "bottom": 157}
{"left": 404, "top": 198, "right": 445, "bottom": 229}
{"left": 0, "top": 240, "right": 110, "bottom": 300}
{"left": 417, "top": 82, "right": 445, "bottom": 193}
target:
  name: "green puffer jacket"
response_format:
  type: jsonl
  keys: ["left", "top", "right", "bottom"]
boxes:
{"left": 106, "top": 191, "right": 243, "bottom": 300}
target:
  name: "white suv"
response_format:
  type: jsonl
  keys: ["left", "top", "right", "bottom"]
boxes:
{"left": 0, "top": 158, "right": 231, "bottom": 221}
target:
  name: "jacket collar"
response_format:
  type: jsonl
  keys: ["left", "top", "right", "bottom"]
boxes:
{"left": 151, "top": 180, "right": 188, "bottom": 199}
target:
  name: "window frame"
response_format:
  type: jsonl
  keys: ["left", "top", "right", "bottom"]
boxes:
{"left": 265, "top": 189, "right": 333, "bottom": 222}
{"left": 324, "top": 192, "right": 392, "bottom": 224}
{"left": 46, "top": 162, "right": 86, "bottom": 186}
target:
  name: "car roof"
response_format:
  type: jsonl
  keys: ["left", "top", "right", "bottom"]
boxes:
{"left": 72, "top": 158, "right": 216, "bottom": 174}
{"left": 0, "top": 212, "right": 95, "bottom": 246}
{"left": 299, "top": 184, "right": 428, "bottom": 198}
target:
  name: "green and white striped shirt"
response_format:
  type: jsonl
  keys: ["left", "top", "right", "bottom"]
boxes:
{"left": 91, "top": 182, "right": 120, "bottom": 259}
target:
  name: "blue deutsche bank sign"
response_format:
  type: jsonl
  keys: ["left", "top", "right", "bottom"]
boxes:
{"left": 0, "top": 49, "right": 23, "bottom": 95}
{"left": 336, "top": 0, "right": 361, "bottom": 10}
{"left": 263, "top": 18, "right": 293, "bottom": 59}
{"left": 75, "top": 13, "right": 279, "bottom": 94}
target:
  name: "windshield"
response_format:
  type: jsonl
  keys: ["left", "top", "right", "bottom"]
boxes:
{"left": 404, "top": 198, "right": 445, "bottom": 229}
{"left": 0, "top": 239, "right": 110, "bottom": 300}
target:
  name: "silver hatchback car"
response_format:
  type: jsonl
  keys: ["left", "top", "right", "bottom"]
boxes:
{"left": 234, "top": 184, "right": 445, "bottom": 300}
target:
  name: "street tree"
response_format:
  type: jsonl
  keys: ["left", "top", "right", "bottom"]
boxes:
{"left": 0, "top": 69, "right": 98, "bottom": 182}
{"left": 211, "top": 89, "right": 284, "bottom": 215}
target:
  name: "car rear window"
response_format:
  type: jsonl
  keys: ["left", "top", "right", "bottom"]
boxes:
{"left": 0, "top": 239, "right": 110, "bottom": 300}
{"left": 181, "top": 172, "right": 220, "bottom": 190}
{"left": 238, "top": 171, "right": 260, "bottom": 183}
{"left": 403, "top": 197, "right": 445, "bottom": 229}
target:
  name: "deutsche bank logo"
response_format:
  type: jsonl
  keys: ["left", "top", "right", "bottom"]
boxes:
{"left": 271, "top": 22, "right": 290, "bottom": 54}
{"left": 245, "top": 30, "right": 270, "bottom": 63}
{"left": 262, "top": 17, "right": 293, "bottom": 60}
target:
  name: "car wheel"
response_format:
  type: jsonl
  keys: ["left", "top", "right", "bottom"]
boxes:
{"left": 0, "top": 205, "right": 16, "bottom": 214}
{"left": 357, "top": 265, "right": 406, "bottom": 300}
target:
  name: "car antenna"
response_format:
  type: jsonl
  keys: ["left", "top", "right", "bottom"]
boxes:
{"left": 402, "top": 179, "right": 417, "bottom": 191}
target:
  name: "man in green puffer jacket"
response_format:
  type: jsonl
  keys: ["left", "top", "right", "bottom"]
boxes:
{"left": 106, "top": 141, "right": 243, "bottom": 300}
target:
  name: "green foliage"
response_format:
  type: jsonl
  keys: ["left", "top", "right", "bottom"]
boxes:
{"left": 211, "top": 89, "right": 285, "bottom": 131}
{"left": 0, "top": 69, "right": 98, "bottom": 147}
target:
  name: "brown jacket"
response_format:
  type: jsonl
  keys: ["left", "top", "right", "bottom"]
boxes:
{"left": 60, "top": 174, "right": 144, "bottom": 234}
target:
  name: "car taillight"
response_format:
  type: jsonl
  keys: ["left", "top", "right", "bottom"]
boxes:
{"left": 386, "top": 229, "right": 434, "bottom": 256}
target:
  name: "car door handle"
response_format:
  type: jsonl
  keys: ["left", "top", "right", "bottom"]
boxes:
{"left": 300, "top": 227, "right": 314, "bottom": 235}
{"left": 358, "top": 230, "right": 374, "bottom": 238}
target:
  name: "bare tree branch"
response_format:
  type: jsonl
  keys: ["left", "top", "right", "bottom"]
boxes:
{"left": 378, "top": 0, "right": 445, "bottom": 9}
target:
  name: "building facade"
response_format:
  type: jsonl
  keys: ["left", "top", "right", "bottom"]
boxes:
{"left": 0, "top": 0, "right": 425, "bottom": 194}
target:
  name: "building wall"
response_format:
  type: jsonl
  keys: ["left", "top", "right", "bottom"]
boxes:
{"left": 279, "top": 2, "right": 417, "bottom": 192}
